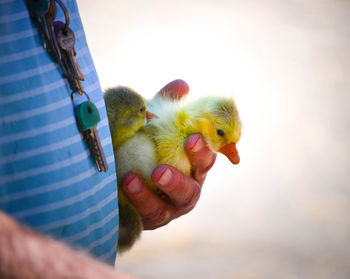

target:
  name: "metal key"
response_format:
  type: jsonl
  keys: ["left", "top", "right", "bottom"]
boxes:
{"left": 26, "top": 0, "right": 50, "bottom": 49}
{"left": 76, "top": 101, "right": 108, "bottom": 172}
{"left": 53, "top": 21, "right": 81, "bottom": 92}
{"left": 55, "top": 23, "right": 85, "bottom": 81}
{"left": 53, "top": 21, "right": 74, "bottom": 80}
{"left": 45, "top": 0, "right": 62, "bottom": 61}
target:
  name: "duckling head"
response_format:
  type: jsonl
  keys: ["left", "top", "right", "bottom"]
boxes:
{"left": 188, "top": 96, "right": 242, "bottom": 164}
{"left": 104, "top": 86, "right": 154, "bottom": 147}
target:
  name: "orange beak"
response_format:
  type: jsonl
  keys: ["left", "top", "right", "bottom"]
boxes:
{"left": 219, "top": 142, "right": 240, "bottom": 164}
{"left": 146, "top": 111, "right": 158, "bottom": 123}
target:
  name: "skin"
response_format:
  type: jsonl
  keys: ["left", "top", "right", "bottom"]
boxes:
{"left": 0, "top": 212, "right": 137, "bottom": 279}
{"left": 0, "top": 80, "right": 215, "bottom": 278}
{"left": 121, "top": 80, "right": 217, "bottom": 230}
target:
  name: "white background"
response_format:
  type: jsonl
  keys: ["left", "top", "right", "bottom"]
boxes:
{"left": 77, "top": 1, "right": 350, "bottom": 278}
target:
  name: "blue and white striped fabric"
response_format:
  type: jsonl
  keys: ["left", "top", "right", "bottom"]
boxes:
{"left": 0, "top": 0, "right": 119, "bottom": 264}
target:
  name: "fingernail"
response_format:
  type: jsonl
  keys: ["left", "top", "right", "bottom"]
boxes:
{"left": 124, "top": 174, "right": 141, "bottom": 193}
{"left": 187, "top": 134, "right": 203, "bottom": 153}
{"left": 155, "top": 166, "right": 173, "bottom": 186}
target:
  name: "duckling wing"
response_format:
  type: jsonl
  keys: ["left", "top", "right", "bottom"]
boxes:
{"left": 115, "top": 131, "right": 158, "bottom": 190}
{"left": 143, "top": 110, "right": 192, "bottom": 177}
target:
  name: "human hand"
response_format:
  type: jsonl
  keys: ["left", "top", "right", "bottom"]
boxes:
{"left": 121, "top": 80, "right": 217, "bottom": 230}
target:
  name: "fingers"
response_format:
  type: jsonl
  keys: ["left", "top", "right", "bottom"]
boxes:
{"left": 121, "top": 135, "right": 216, "bottom": 230}
{"left": 152, "top": 165, "right": 201, "bottom": 213}
{"left": 156, "top": 79, "right": 189, "bottom": 100}
{"left": 185, "top": 134, "right": 217, "bottom": 185}
{"left": 121, "top": 173, "right": 171, "bottom": 230}
{"left": 122, "top": 163, "right": 203, "bottom": 230}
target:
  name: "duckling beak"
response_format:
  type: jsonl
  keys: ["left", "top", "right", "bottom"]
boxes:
{"left": 219, "top": 142, "right": 240, "bottom": 164}
{"left": 146, "top": 111, "right": 158, "bottom": 123}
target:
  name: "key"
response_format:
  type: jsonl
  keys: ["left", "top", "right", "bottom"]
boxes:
{"left": 55, "top": 22, "right": 85, "bottom": 81}
{"left": 53, "top": 21, "right": 81, "bottom": 92}
{"left": 53, "top": 21, "right": 74, "bottom": 80}
{"left": 45, "top": 0, "right": 62, "bottom": 62}
{"left": 26, "top": 0, "right": 50, "bottom": 49}
{"left": 76, "top": 101, "right": 108, "bottom": 172}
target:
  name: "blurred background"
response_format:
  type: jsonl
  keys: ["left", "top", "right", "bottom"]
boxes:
{"left": 77, "top": 0, "right": 350, "bottom": 278}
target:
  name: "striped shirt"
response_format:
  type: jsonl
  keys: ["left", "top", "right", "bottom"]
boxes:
{"left": 0, "top": 0, "right": 119, "bottom": 264}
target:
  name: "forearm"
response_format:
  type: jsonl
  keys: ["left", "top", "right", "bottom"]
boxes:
{"left": 0, "top": 212, "right": 135, "bottom": 279}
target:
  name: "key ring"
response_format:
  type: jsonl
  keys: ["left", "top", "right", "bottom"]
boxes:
{"left": 55, "top": 0, "right": 70, "bottom": 34}
{"left": 71, "top": 90, "right": 92, "bottom": 112}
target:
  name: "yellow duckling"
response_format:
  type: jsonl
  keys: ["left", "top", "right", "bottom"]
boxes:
{"left": 104, "top": 86, "right": 150, "bottom": 149}
{"left": 104, "top": 86, "right": 156, "bottom": 252}
{"left": 115, "top": 94, "right": 242, "bottom": 251}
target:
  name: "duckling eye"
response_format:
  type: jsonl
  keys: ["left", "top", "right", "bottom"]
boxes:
{"left": 217, "top": 129, "right": 225, "bottom": 137}
{"left": 140, "top": 107, "right": 145, "bottom": 113}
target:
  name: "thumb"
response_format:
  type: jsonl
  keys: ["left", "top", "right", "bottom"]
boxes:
{"left": 156, "top": 79, "right": 189, "bottom": 100}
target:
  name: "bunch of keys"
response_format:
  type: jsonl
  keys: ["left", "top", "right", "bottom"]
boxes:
{"left": 26, "top": 0, "right": 84, "bottom": 91}
{"left": 26, "top": 0, "right": 108, "bottom": 172}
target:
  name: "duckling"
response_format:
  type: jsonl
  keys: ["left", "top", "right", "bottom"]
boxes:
{"left": 104, "top": 86, "right": 156, "bottom": 252}
{"left": 115, "top": 94, "right": 242, "bottom": 251}
{"left": 104, "top": 86, "right": 151, "bottom": 149}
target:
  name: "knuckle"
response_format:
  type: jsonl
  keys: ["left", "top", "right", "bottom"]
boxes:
{"left": 168, "top": 178, "right": 185, "bottom": 196}
{"left": 194, "top": 153, "right": 217, "bottom": 177}
{"left": 162, "top": 169, "right": 184, "bottom": 195}
{"left": 201, "top": 153, "right": 217, "bottom": 171}
{"left": 181, "top": 184, "right": 200, "bottom": 209}
{"left": 142, "top": 206, "right": 171, "bottom": 226}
